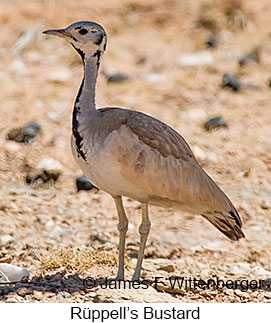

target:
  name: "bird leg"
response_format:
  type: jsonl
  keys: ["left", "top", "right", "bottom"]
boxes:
{"left": 113, "top": 195, "right": 128, "bottom": 280}
{"left": 132, "top": 203, "right": 151, "bottom": 281}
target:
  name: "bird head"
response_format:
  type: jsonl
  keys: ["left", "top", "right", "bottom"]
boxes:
{"left": 43, "top": 21, "right": 107, "bottom": 60}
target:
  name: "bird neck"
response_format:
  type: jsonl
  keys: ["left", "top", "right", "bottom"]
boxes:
{"left": 72, "top": 51, "right": 101, "bottom": 161}
{"left": 78, "top": 51, "right": 101, "bottom": 111}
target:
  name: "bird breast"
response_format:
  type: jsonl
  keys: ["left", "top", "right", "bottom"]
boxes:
{"left": 71, "top": 128, "right": 149, "bottom": 200}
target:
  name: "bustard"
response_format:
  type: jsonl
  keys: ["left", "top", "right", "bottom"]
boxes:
{"left": 43, "top": 21, "right": 245, "bottom": 281}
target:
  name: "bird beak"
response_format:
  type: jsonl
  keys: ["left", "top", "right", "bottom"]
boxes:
{"left": 43, "top": 28, "right": 71, "bottom": 39}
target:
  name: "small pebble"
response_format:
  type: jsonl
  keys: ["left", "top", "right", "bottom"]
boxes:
{"left": 234, "top": 289, "right": 243, "bottom": 297}
{"left": 157, "top": 264, "right": 175, "bottom": 273}
{"left": 106, "top": 72, "right": 130, "bottom": 83}
{"left": 0, "top": 235, "right": 14, "bottom": 246}
{"left": 252, "top": 266, "right": 271, "bottom": 278}
{"left": 48, "top": 69, "right": 70, "bottom": 83}
{"left": 8, "top": 60, "right": 27, "bottom": 75}
{"left": 37, "top": 158, "right": 62, "bottom": 173}
{"left": 26, "top": 158, "right": 62, "bottom": 184}
{"left": 90, "top": 232, "right": 108, "bottom": 244}
{"left": 0, "top": 254, "right": 13, "bottom": 263}
{"left": 6, "top": 128, "right": 24, "bottom": 143}
{"left": 204, "top": 116, "right": 228, "bottom": 131}
{"left": 0, "top": 263, "right": 30, "bottom": 282}
{"left": 56, "top": 291, "right": 72, "bottom": 300}
{"left": 4, "top": 142, "right": 21, "bottom": 154}
{"left": 179, "top": 52, "right": 214, "bottom": 66}
{"left": 17, "top": 287, "right": 33, "bottom": 297}
{"left": 43, "top": 55, "right": 58, "bottom": 64}
{"left": 193, "top": 146, "right": 206, "bottom": 162}
{"left": 33, "top": 291, "right": 43, "bottom": 300}
{"left": 25, "top": 168, "right": 48, "bottom": 185}
{"left": 37, "top": 158, "right": 63, "bottom": 182}
{"left": 181, "top": 108, "right": 207, "bottom": 123}
{"left": 260, "top": 200, "right": 270, "bottom": 210}
{"left": 145, "top": 73, "right": 166, "bottom": 83}
{"left": 45, "top": 220, "right": 54, "bottom": 229}
{"left": 229, "top": 263, "right": 251, "bottom": 275}
{"left": 76, "top": 176, "right": 97, "bottom": 192}
{"left": 206, "top": 35, "right": 218, "bottom": 49}
{"left": 47, "top": 226, "right": 72, "bottom": 239}
{"left": 6, "top": 121, "right": 41, "bottom": 143}
{"left": 22, "top": 122, "right": 41, "bottom": 139}
{"left": 234, "top": 289, "right": 250, "bottom": 298}
{"left": 206, "top": 152, "right": 218, "bottom": 163}
{"left": 222, "top": 73, "right": 242, "bottom": 92}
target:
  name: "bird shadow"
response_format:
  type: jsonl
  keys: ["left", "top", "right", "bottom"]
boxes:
{"left": 0, "top": 272, "right": 88, "bottom": 300}
{"left": 0, "top": 272, "right": 155, "bottom": 300}
{"left": 0, "top": 272, "right": 270, "bottom": 300}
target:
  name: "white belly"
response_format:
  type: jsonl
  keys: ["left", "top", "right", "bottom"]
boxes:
{"left": 71, "top": 135, "right": 147, "bottom": 200}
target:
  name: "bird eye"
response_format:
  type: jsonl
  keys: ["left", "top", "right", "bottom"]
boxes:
{"left": 79, "top": 28, "right": 88, "bottom": 35}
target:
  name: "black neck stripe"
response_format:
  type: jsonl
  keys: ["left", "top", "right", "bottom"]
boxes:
{"left": 93, "top": 49, "right": 102, "bottom": 68}
{"left": 72, "top": 78, "right": 87, "bottom": 161}
{"left": 71, "top": 43, "right": 85, "bottom": 60}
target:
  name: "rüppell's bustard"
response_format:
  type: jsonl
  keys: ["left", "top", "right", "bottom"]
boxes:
{"left": 43, "top": 21, "right": 245, "bottom": 281}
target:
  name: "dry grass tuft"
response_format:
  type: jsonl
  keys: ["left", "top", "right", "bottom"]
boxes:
{"left": 37, "top": 248, "right": 119, "bottom": 272}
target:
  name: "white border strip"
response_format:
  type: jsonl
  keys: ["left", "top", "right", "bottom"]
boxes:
{"left": 1, "top": 303, "right": 270, "bottom": 322}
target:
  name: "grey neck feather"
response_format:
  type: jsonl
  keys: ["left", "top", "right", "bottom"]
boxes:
{"left": 72, "top": 52, "right": 101, "bottom": 161}
{"left": 80, "top": 54, "right": 100, "bottom": 112}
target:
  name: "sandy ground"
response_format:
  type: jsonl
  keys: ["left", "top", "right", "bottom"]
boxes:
{"left": 0, "top": 0, "right": 271, "bottom": 302}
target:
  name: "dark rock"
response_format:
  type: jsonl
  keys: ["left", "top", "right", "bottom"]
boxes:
{"left": 157, "top": 264, "right": 175, "bottom": 273}
{"left": 26, "top": 159, "right": 62, "bottom": 185}
{"left": 239, "top": 50, "right": 260, "bottom": 66}
{"left": 106, "top": 73, "right": 130, "bottom": 83}
{"left": 0, "top": 286, "right": 14, "bottom": 296}
{"left": 206, "top": 35, "right": 218, "bottom": 48}
{"left": 222, "top": 73, "right": 242, "bottom": 92}
{"left": 22, "top": 122, "right": 41, "bottom": 138}
{"left": 6, "top": 121, "right": 41, "bottom": 143}
{"left": 204, "top": 116, "right": 228, "bottom": 131}
{"left": 6, "top": 128, "right": 24, "bottom": 143}
{"left": 264, "top": 278, "right": 271, "bottom": 289}
{"left": 26, "top": 168, "right": 48, "bottom": 185}
{"left": 76, "top": 176, "right": 97, "bottom": 192}
{"left": 43, "top": 170, "right": 61, "bottom": 182}
{"left": 90, "top": 232, "right": 108, "bottom": 244}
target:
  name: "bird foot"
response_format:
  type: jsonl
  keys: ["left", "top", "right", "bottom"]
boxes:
{"left": 131, "top": 275, "right": 140, "bottom": 282}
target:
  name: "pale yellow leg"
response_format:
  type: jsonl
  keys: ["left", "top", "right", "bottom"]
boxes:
{"left": 113, "top": 195, "right": 128, "bottom": 280}
{"left": 132, "top": 203, "right": 151, "bottom": 281}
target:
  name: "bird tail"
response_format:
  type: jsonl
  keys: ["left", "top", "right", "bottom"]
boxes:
{"left": 202, "top": 208, "right": 245, "bottom": 241}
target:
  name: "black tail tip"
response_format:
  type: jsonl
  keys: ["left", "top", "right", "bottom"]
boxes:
{"left": 228, "top": 227, "right": 245, "bottom": 241}
{"left": 202, "top": 212, "right": 245, "bottom": 241}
